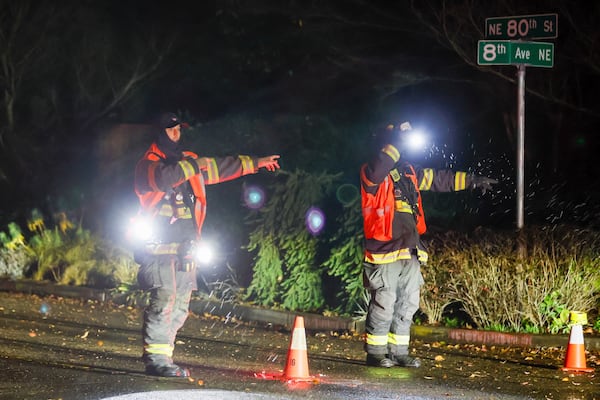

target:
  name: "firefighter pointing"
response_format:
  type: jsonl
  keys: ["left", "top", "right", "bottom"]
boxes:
{"left": 133, "top": 112, "right": 280, "bottom": 377}
{"left": 360, "top": 121, "right": 496, "bottom": 368}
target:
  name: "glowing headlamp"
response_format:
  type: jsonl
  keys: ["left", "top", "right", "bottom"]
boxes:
{"left": 399, "top": 121, "right": 428, "bottom": 152}
{"left": 405, "top": 130, "right": 427, "bottom": 151}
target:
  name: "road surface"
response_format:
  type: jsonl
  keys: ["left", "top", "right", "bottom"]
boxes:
{"left": 0, "top": 292, "right": 598, "bottom": 399}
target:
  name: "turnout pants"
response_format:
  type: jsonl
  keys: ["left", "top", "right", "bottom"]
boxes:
{"left": 363, "top": 255, "right": 423, "bottom": 357}
{"left": 137, "top": 254, "right": 196, "bottom": 367}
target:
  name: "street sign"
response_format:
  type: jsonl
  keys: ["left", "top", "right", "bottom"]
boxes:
{"left": 477, "top": 40, "right": 554, "bottom": 68}
{"left": 479, "top": 14, "right": 557, "bottom": 235}
{"left": 485, "top": 13, "right": 558, "bottom": 40}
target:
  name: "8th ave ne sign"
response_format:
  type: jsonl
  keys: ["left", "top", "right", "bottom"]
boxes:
{"left": 478, "top": 40, "right": 554, "bottom": 68}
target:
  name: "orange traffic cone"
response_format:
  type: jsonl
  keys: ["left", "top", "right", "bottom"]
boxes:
{"left": 283, "top": 316, "right": 311, "bottom": 380}
{"left": 562, "top": 323, "right": 594, "bottom": 373}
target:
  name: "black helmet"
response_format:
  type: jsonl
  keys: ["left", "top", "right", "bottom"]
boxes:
{"left": 157, "top": 112, "right": 183, "bottom": 129}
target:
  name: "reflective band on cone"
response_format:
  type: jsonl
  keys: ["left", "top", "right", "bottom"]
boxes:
{"left": 561, "top": 324, "right": 594, "bottom": 373}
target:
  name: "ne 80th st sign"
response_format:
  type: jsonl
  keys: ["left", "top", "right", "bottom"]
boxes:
{"left": 485, "top": 13, "right": 558, "bottom": 40}
{"left": 477, "top": 40, "right": 554, "bottom": 68}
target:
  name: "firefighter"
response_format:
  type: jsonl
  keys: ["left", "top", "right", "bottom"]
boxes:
{"left": 133, "top": 112, "right": 280, "bottom": 377}
{"left": 360, "top": 122, "right": 497, "bottom": 368}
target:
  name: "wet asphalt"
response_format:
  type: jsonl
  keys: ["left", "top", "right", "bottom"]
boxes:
{"left": 0, "top": 286, "right": 599, "bottom": 399}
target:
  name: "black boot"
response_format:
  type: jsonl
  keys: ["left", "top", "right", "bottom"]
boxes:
{"left": 390, "top": 354, "right": 421, "bottom": 368}
{"left": 145, "top": 363, "right": 191, "bottom": 377}
{"left": 366, "top": 354, "right": 395, "bottom": 368}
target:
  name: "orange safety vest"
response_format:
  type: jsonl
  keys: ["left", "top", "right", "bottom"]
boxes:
{"left": 136, "top": 143, "right": 207, "bottom": 238}
{"left": 360, "top": 165, "right": 394, "bottom": 241}
{"left": 360, "top": 164, "right": 427, "bottom": 240}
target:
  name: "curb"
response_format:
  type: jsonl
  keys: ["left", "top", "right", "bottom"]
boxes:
{"left": 2, "top": 279, "right": 599, "bottom": 351}
{"left": 0, "top": 279, "right": 358, "bottom": 332}
{"left": 412, "top": 325, "right": 600, "bottom": 351}
{"left": 186, "top": 296, "right": 359, "bottom": 332}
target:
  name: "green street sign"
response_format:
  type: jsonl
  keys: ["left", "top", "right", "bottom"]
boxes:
{"left": 485, "top": 13, "right": 558, "bottom": 39}
{"left": 477, "top": 40, "right": 554, "bottom": 68}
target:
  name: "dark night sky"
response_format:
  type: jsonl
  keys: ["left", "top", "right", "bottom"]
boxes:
{"left": 1, "top": 1, "right": 598, "bottom": 230}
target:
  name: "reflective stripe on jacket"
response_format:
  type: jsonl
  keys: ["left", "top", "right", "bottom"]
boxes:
{"left": 361, "top": 143, "right": 475, "bottom": 265}
{"left": 134, "top": 142, "right": 259, "bottom": 239}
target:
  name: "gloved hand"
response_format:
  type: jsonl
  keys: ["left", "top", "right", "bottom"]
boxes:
{"left": 399, "top": 122, "right": 412, "bottom": 132}
{"left": 470, "top": 176, "right": 498, "bottom": 194}
{"left": 383, "top": 122, "right": 412, "bottom": 152}
{"left": 258, "top": 155, "right": 281, "bottom": 172}
{"left": 194, "top": 157, "right": 208, "bottom": 171}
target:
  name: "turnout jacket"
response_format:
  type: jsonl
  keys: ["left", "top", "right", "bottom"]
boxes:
{"left": 360, "top": 143, "right": 477, "bottom": 265}
{"left": 134, "top": 142, "right": 260, "bottom": 245}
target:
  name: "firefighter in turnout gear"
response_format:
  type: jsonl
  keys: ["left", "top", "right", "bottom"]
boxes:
{"left": 360, "top": 122, "right": 496, "bottom": 368}
{"left": 134, "top": 112, "right": 280, "bottom": 377}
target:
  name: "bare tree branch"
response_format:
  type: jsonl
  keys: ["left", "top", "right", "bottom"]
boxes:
{"left": 410, "top": 0, "right": 600, "bottom": 118}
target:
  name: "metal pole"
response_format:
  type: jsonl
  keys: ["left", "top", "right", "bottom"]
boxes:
{"left": 516, "top": 64, "right": 525, "bottom": 231}
{"left": 516, "top": 64, "right": 526, "bottom": 260}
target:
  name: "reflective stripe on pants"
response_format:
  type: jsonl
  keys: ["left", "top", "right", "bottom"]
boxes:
{"left": 139, "top": 254, "right": 194, "bottom": 366}
{"left": 363, "top": 256, "right": 423, "bottom": 356}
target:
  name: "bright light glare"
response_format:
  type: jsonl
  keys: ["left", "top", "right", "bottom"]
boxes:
{"left": 128, "top": 216, "right": 154, "bottom": 241}
{"left": 192, "top": 242, "right": 214, "bottom": 264}
{"left": 404, "top": 130, "right": 427, "bottom": 151}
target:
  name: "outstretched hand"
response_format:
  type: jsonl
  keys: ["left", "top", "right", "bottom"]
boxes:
{"left": 258, "top": 155, "right": 281, "bottom": 172}
{"left": 471, "top": 176, "right": 498, "bottom": 194}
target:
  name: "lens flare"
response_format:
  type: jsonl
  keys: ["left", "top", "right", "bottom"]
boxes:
{"left": 336, "top": 184, "right": 359, "bottom": 205}
{"left": 39, "top": 303, "right": 50, "bottom": 315}
{"left": 305, "top": 207, "right": 325, "bottom": 235}
{"left": 243, "top": 185, "right": 266, "bottom": 209}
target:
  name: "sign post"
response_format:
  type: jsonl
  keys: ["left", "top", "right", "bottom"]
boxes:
{"left": 478, "top": 14, "right": 557, "bottom": 239}
{"left": 516, "top": 65, "right": 525, "bottom": 237}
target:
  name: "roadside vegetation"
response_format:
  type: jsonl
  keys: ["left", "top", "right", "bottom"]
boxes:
{"left": 0, "top": 209, "right": 136, "bottom": 290}
{"left": 423, "top": 226, "right": 600, "bottom": 335}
